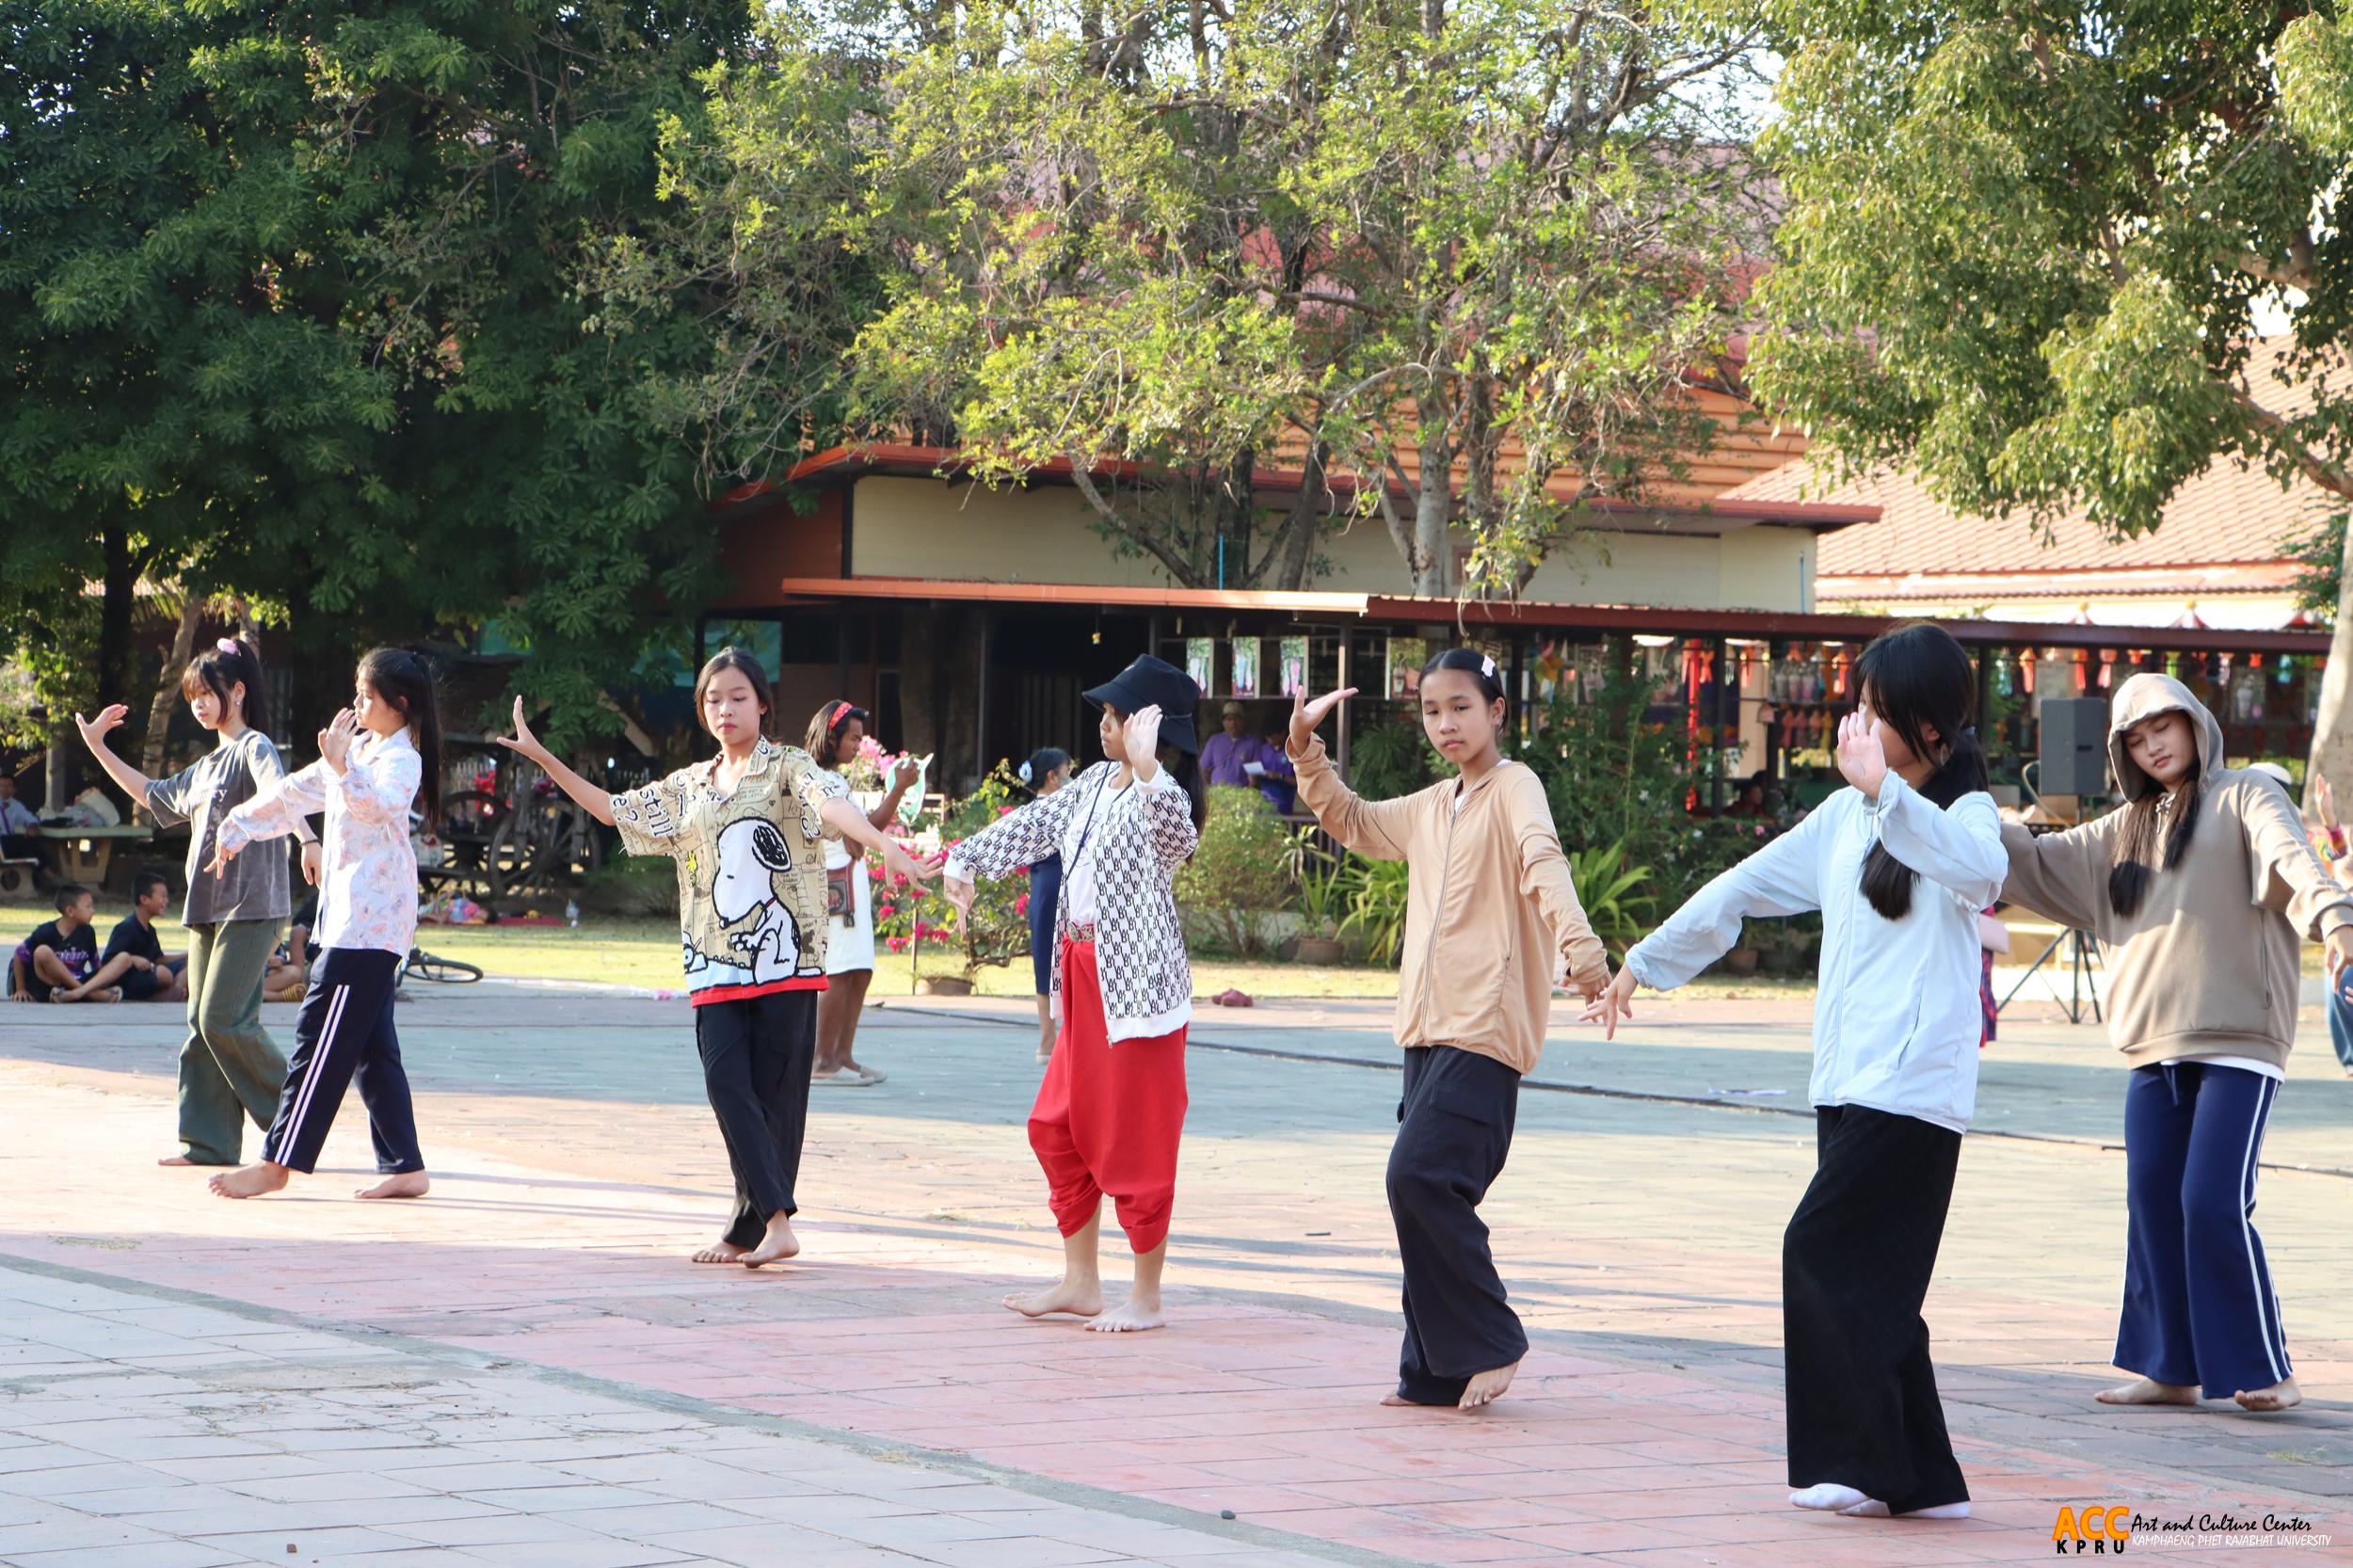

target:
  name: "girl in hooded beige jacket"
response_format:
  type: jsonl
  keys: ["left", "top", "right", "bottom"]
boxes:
{"left": 2002, "top": 672, "right": 2353, "bottom": 1414}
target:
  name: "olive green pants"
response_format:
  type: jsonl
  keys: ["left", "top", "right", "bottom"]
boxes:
{"left": 176, "top": 919, "right": 289, "bottom": 1164}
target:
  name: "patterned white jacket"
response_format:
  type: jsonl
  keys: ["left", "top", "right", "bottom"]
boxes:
{"left": 221, "top": 728, "right": 423, "bottom": 958}
{"left": 947, "top": 760, "right": 1198, "bottom": 1042}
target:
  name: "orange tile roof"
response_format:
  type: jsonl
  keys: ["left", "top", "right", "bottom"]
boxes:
{"left": 1729, "top": 338, "right": 2344, "bottom": 580}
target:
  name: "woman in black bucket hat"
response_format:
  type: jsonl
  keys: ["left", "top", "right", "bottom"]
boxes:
{"left": 944, "top": 653, "right": 1206, "bottom": 1332}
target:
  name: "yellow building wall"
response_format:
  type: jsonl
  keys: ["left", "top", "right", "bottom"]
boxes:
{"left": 849, "top": 475, "right": 1818, "bottom": 612}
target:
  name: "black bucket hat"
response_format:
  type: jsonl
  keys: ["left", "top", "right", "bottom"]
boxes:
{"left": 1082, "top": 654, "right": 1203, "bottom": 755}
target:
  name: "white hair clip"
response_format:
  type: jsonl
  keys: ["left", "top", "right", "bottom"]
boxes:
{"left": 1481, "top": 653, "right": 1497, "bottom": 679}
{"left": 216, "top": 637, "right": 240, "bottom": 655}
{"left": 1016, "top": 760, "right": 1033, "bottom": 783}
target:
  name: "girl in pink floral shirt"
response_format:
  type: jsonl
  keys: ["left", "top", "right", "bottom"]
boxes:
{"left": 205, "top": 648, "right": 443, "bottom": 1203}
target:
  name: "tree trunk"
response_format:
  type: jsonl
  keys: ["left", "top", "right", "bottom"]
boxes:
{"left": 99, "top": 523, "right": 136, "bottom": 715}
{"left": 1411, "top": 421, "right": 1453, "bottom": 597}
{"left": 95, "top": 522, "right": 139, "bottom": 813}
{"left": 2307, "top": 519, "right": 2353, "bottom": 806}
{"left": 137, "top": 598, "right": 207, "bottom": 818}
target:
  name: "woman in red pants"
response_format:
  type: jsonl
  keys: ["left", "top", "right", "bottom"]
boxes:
{"left": 945, "top": 653, "right": 1205, "bottom": 1332}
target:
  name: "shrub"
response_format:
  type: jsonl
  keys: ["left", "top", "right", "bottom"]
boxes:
{"left": 1568, "top": 839, "right": 1657, "bottom": 954}
{"left": 1175, "top": 785, "right": 1295, "bottom": 955}
{"left": 1338, "top": 855, "right": 1413, "bottom": 966}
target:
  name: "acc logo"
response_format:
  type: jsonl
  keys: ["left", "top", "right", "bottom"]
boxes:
{"left": 2053, "top": 1506, "right": 2133, "bottom": 1553}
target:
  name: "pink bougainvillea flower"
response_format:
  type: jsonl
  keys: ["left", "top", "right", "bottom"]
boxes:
{"left": 1014, "top": 894, "right": 1029, "bottom": 916}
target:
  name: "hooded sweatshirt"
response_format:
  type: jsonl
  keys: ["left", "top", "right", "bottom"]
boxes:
{"left": 1999, "top": 673, "right": 2353, "bottom": 1074}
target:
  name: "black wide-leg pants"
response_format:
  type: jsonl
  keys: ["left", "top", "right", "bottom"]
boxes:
{"left": 261, "top": 948, "right": 424, "bottom": 1176}
{"left": 1387, "top": 1045, "right": 1529, "bottom": 1404}
{"left": 695, "top": 989, "right": 818, "bottom": 1249}
{"left": 1783, "top": 1103, "right": 1969, "bottom": 1514}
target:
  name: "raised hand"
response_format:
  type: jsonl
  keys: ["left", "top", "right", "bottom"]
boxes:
{"left": 1122, "top": 704, "right": 1164, "bottom": 776}
{"left": 491, "top": 696, "right": 549, "bottom": 764}
{"left": 1289, "top": 686, "right": 1358, "bottom": 753}
{"left": 317, "top": 708, "right": 359, "bottom": 770}
{"left": 2316, "top": 774, "right": 2337, "bottom": 829}
{"left": 73, "top": 705, "right": 130, "bottom": 754}
{"left": 1579, "top": 967, "right": 1639, "bottom": 1040}
{"left": 1834, "top": 709, "right": 1889, "bottom": 800}
{"left": 891, "top": 755, "right": 923, "bottom": 791}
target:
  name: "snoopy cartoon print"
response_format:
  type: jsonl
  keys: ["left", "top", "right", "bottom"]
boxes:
{"left": 709, "top": 817, "right": 818, "bottom": 984}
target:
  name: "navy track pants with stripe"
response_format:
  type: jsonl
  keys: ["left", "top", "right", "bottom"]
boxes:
{"left": 261, "top": 948, "right": 424, "bottom": 1176}
{"left": 2116, "top": 1063, "right": 2291, "bottom": 1397}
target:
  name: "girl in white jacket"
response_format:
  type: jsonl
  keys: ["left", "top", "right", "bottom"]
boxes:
{"left": 1588, "top": 622, "right": 2002, "bottom": 1522}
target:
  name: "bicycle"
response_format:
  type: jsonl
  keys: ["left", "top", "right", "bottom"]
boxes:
{"left": 400, "top": 947, "right": 482, "bottom": 985}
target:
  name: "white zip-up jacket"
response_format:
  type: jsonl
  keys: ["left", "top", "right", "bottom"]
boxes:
{"left": 221, "top": 728, "right": 423, "bottom": 958}
{"left": 1624, "top": 774, "right": 2004, "bottom": 1133}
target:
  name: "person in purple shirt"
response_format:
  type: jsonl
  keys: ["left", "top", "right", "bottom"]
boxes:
{"left": 1199, "top": 701, "right": 1294, "bottom": 811}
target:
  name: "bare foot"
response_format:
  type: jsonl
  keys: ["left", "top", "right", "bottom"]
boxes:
{"left": 1458, "top": 1360, "right": 1519, "bottom": 1410}
{"left": 2095, "top": 1376, "right": 2201, "bottom": 1407}
{"left": 208, "top": 1161, "right": 290, "bottom": 1199}
{"left": 1379, "top": 1393, "right": 1431, "bottom": 1407}
{"left": 1003, "top": 1277, "right": 1103, "bottom": 1319}
{"left": 2235, "top": 1376, "right": 2302, "bottom": 1412}
{"left": 692, "top": 1240, "right": 751, "bottom": 1265}
{"left": 156, "top": 1155, "right": 196, "bottom": 1167}
{"left": 356, "top": 1172, "right": 430, "bottom": 1200}
{"left": 1086, "top": 1295, "right": 1165, "bottom": 1333}
{"left": 741, "top": 1213, "right": 800, "bottom": 1268}
{"left": 844, "top": 1060, "right": 886, "bottom": 1084}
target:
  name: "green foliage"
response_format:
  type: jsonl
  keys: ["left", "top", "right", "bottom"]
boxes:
{"left": 1176, "top": 786, "right": 1298, "bottom": 956}
{"left": 1518, "top": 647, "right": 1720, "bottom": 905}
{"left": 828, "top": 0, "right": 1767, "bottom": 596}
{"left": 0, "top": 0, "right": 797, "bottom": 748}
{"left": 1346, "top": 714, "right": 1446, "bottom": 804}
{"left": 1339, "top": 856, "right": 1415, "bottom": 968}
{"left": 1566, "top": 840, "right": 1657, "bottom": 956}
{"left": 1749, "top": 0, "right": 2353, "bottom": 776}
{"left": 1290, "top": 835, "right": 1353, "bottom": 939}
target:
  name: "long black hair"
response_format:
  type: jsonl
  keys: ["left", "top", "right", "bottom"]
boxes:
{"left": 1851, "top": 623, "right": 1989, "bottom": 920}
{"left": 2106, "top": 716, "right": 2201, "bottom": 919}
{"left": 1419, "top": 647, "right": 1510, "bottom": 720}
{"left": 181, "top": 634, "right": 267, "bottom": 733}
{"left": 357, "top": 648, "right": 443, "bottom": 823}
{"left": 693, "top": 647, "right": 776, "bottom": 741}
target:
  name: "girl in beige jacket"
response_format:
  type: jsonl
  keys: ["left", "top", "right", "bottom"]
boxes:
{"left": 1289, "top": 648, "right": 1610, "bottom": 1411}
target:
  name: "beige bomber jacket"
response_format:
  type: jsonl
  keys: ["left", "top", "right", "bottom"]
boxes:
{"left": 1289, "top": 734, "right": 1609, "bottom": 1076}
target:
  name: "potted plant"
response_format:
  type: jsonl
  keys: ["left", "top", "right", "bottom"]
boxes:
{"left": 1291, "top": 840, "right": 1349, "bottom": 965}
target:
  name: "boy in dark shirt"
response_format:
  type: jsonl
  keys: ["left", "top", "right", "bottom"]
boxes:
{"left": 105, "top": 871, "right": 187, "bottom": 1002}
{"left": 18, "top": 884, "right": 131, "bottom": 1002}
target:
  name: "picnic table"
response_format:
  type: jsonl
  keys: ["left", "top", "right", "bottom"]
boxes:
{"left": 44, "top": 824, "right": 155, "bottom": 887}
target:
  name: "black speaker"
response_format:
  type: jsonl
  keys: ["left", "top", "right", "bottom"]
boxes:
{"left": 2038, "top": 696, "right": 2111, "bottom": 796}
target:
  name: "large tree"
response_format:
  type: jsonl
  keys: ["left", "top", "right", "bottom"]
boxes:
{"left": 828, "top": 0, "right": 1765, "bottom": 597}
{"left": 1750, "top": 2, "right": 2353, "bottom": 786}
{"left": 1, "top": 0, "right": 771, "bottom": 758}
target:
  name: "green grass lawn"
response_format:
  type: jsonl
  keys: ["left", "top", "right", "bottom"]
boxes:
{"left": 0, "top": 894, "right": 1818, "bottom": 1001}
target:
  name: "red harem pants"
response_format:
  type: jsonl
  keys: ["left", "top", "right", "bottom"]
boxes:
{"left": 1030, "top": 938, "right": 1188, "bottom": 1255}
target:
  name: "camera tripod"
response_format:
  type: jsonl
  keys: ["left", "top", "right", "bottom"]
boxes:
{"left": 1998, "top": 924, "right": 2103, "bottom": 1025}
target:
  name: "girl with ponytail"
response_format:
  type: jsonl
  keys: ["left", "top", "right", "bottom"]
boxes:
{"left": 1590, "top": 622, "right": 2003, "bottom": 1521}
{"left": 1999, "top": 673, "right": 2353, "bottom": 1416}
{"left": 74, "top": 636, "right": 319, "bottom": 1169}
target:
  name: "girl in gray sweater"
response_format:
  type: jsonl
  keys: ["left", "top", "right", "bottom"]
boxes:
{"left": 2001, "top": 673, "right": 2353, "bottom": 1413}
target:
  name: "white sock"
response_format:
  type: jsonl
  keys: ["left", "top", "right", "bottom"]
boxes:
{"left": 1790, "top": 1483, "right": 1871, "bottom": 1512}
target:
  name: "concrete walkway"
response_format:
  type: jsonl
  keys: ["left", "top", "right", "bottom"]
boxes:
{"left": 2, "top": 985, "right": 2347, "bottom": 1565}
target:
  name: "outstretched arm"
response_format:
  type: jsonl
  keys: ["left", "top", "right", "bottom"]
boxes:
{"left": 1502, "top": 771, "right": 1609, "bottom": 997}
{"left": 73, "top": 707, "right": 165, "bottom": 803}
{"left": 492, "top": 697, "right": 617, "bottom": 825}
{"left": 820, "top": 795, "right": 938, "bottom": 887}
